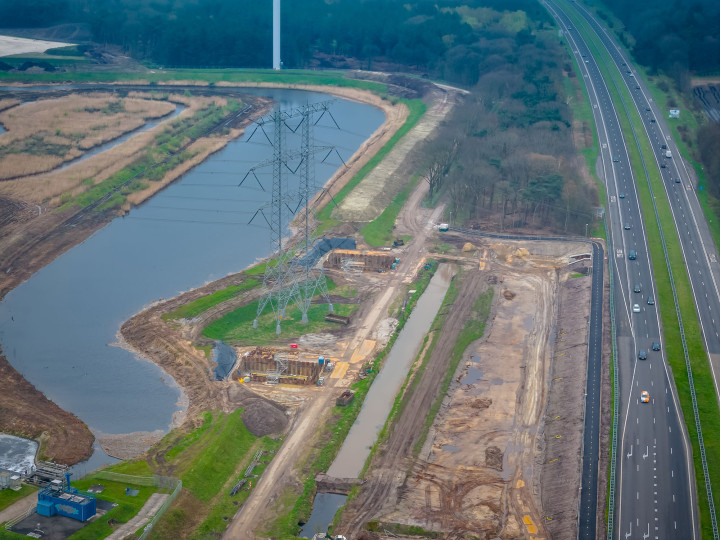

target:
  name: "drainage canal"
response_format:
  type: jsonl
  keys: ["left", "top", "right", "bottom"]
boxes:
{"left": 300, "top": 263, "right": 456, "bottom": 536}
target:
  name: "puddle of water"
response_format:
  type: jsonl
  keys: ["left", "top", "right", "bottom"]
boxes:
{"left": 462, "top": 366, "right": 484, "bottom": 385}
{"left": 441, "top": 444, "right": 461, "bottom": 453}
{"left": 299, "top": 492, "right": 347, "bottom": 538}
{"left": 56, "top": 104, "right": 184, "bottom": 171}
{"left": 523, "top": 314, "right": 534, "bottom": 331}
{"left": 212, "top": 341, "right": 237, "bottom": 381}
{"left": 327, "top": 264, "right": 456, "bottom": 479}
{"left": 0, "top": 122, "right": 5, "bottom": 135}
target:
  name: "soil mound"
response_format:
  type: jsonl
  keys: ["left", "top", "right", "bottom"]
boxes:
{"left": 226, "top": 384, "right": 289, "bottom": 437}
{"left": 242, "top": 401, "right": 288, "bottom": 437}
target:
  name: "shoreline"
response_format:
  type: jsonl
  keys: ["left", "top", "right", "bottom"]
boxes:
{"left": 0, "top": 80, "right": 409, "bottom": 465}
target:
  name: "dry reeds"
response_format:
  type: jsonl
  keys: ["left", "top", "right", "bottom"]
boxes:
{"left": 0, "top": 93, "right": 175, "bottom": 179}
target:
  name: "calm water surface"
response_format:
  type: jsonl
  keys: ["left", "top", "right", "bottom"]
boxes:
{"left": 0, "top": 88, "right": 384, "bottom": 439}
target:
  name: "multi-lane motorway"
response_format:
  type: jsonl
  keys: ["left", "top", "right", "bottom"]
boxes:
{"left": 543, "top": 1, "right": 704, "bottom": 538}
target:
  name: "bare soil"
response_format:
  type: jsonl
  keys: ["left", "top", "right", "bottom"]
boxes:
{"left": 0, "top": 353, "right": 93, "bottom": 465}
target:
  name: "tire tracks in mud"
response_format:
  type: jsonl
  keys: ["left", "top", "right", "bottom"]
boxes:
{"left": 339, "top": 270, "right": 487, "bottom": 535}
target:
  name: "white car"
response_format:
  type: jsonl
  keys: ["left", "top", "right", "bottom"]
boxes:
{"left": 633, "top": 304, "right": 640, "bottom": 313}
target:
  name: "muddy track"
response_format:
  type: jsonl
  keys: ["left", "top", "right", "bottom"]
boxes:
{"left": 339, "top": 270, "right": 487, "bottom": 534}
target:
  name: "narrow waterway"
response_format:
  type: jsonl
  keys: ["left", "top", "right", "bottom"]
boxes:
{"left": 0, "top": 89, "right": 384, "bottom": 453}
{"left": 56, "top": 103, "right": 185, "bottom": 171}
{"left": 300, "top": 263, "right": 456, "bottom": 536}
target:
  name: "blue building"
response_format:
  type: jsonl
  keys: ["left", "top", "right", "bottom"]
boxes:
{"left": 37, "top": 473, "right": 96, "bottom": 522}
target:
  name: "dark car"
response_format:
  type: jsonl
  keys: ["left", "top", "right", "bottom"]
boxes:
{"left": 652, "top": 342, "right": 661, "bottom": 351}
{"left": 634, "top": 284, "right": 642, "bottom": 293}
{"left": 628, "top": 250, "right": 637, "bottom": 260}
{"left": 613, "top": 156, "right": 619, "bottom": 162}
{"left": 624, "top": 223, "right": 631, "bottom": 230}
{"left": 661, "top": 163, "right": 667, "bottom": 168}
{"left": 661, "top": 144, "right": 667, "bottom": 149}
{"left": 619, "top": 192, "right": 626, "bottom": 199}
{"left": 647, "top": 296, "right": 655, "bottom": 305}
{"left": 646, "top": 107, "right": 651, "bottom": 111}
{"left": 675, "top": 177, "right": 681, "bottom": 183}
{"left": 650, "top": 118, "right": 656, "bottom": 123}
{"left": 638, "top": 350, "right": 647, "bottom": 360}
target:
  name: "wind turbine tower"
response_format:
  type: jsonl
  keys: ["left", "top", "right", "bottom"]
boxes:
{"left": 273, "top": 0, "right": 281, "bottom": 70}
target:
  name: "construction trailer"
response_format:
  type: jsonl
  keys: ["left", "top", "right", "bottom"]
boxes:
{"left": 37, "top": 473, "right": 96, "bottom": 522}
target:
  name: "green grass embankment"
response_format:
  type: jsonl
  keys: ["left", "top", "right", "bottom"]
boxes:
{"left": 147, "top": 409, "right": 280, "bottom": 539}
{"left": 360, "top": 175, "right": 420, "bottom": 247}
{"left": 162, "top": 279, "right": 260, "bottom": 321}
{"left": 562, "top": 2, "right": 720, "bottom": 535}
{"left": 315, "top": 99, "right": 427, "bottom": 235}
{"left": 0, "top": 69, "right": 386, "bottom": 94}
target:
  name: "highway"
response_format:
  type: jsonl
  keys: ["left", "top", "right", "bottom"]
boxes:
{"left": 543, "top": 1, "right": 700, "bottom": 538}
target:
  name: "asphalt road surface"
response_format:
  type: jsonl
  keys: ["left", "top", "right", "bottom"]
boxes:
{"left": 543, "top": 1, "right": 699, "bottom": 538}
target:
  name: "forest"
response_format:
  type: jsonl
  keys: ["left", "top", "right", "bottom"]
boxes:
{"left": 0, "top": 0, "right": 553, "bottom": 85}
{"left": 597, "top": 0, "right": 720, "bottom": 87}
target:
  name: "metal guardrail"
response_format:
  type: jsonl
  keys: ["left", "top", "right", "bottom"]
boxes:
{"left": 604, "top": 216, "right": 620, "bottom": 540}
{"left": 576, "top": 4, "right": 719, "bottom": 537}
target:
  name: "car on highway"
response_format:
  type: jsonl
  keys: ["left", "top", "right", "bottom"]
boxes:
{"left": 628, "top": 250, "right": 636, "bottom": 260}
{"left": 661, "top": 163, "right": 667, "bottom": 168}
{"left": 641, "top": 391, "right": 650, "bottom": 403}
{"left": 624, "top": 223, "right": 631, "bottom": 230}
{"left": 634, "top": 283, "right": 642, "bottom": 293}
{"left": 633, "top": 303, "right": 641, "bottom": 313}
{"left": 652, "top": 342, "right": 661, "bottom": 351}
{"left": 613, "top": 156, "right": 619, "bottom": 162}
{"left": 638, "top": 350, "right": 647, "bottom": 360}
{"left": 619, "top": 192, "right": 626, "bottom": 198}
{"left": 647, "top": 296, "right": 655, "bottom": 305}
{"left": 650, "top": 118, "right": 656, "bottom": 123}
{"left": 675, "top": 177, "right": 681, "bottom": 183}
{"left": 635, "top": 85, "right": 640, "bottom": 89}
{"left": 661, "top": 144, "right": 667, "bottom": 149}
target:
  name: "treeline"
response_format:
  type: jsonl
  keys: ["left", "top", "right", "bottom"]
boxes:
{"left": 597, "top": 0, "right": 720, "bottom": 86}
{"left": 0, "top": 0, "right": 552, "bottom": 85}
{"left": 423, "top": 28, "right": 596, "bottom": 233}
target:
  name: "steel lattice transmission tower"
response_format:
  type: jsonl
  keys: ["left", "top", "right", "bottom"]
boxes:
{"left": 241, "top": 102, "right": 342, "bottom": 334}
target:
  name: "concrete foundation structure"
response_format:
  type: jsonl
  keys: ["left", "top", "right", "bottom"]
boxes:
{"left": 238, "top": 347, "right": 323, "bottom": 385}
{"left": 324, "top": 249, "right": 396, "bottom": 272}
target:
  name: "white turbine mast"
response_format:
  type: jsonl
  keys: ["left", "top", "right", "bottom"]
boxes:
{"left": 273, "top": 0, "right": 281, "bottom": 70}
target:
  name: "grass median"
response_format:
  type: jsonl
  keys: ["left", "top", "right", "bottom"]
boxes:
{"left": 561, "top": 2, "right": 720, "bottom": 534}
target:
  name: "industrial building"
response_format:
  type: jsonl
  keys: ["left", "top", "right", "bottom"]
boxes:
{"left": 37, "top": 473, "right": 96, "bottom": 522}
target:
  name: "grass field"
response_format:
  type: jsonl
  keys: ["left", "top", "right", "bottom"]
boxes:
{"left": 202, "top": 287, "right": 359, "bottom": 346}
{"left": 0, "top": 484, "right": 37, "bottom": 513}
{"left": 147, "top": 409, "right": 280, "bottom": 539}
{"left": 162, "top": 279, "right": 260, "bottom": 321}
